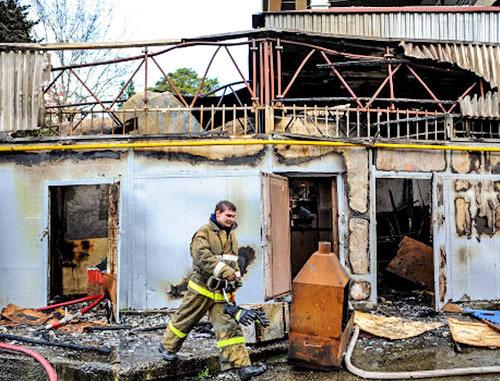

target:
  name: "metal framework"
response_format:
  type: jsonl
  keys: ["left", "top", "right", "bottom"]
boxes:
{"left": 37, "top": 32, "right": 492, "bottom": 140}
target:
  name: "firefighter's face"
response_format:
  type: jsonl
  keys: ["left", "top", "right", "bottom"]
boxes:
{"left": 216, "top": 209, "right": 236, "bottom": 227}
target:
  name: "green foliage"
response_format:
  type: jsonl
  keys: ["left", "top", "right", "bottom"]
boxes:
{"left": 118, "top": 80, "right": 136, "bottom": 109}
{"left": 196, "top": 368, "right": 209, "bottom": 379}
{"left": 150, "top": 67, "right": 219, "bottom": 96}
{"left": 0, "top": 0, "right": 37, "bottom": 42}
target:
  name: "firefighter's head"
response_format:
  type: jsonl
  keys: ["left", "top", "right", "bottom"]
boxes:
{"left": 215, "top": 200, "right": 237, "bottom": 228}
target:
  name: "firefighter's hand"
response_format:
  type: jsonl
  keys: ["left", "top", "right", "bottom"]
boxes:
{"left": 237, "top": 309, "right": 270, "bottom": 327}
{"left": 252, "top": 310, "right": 270, "bottom": 327}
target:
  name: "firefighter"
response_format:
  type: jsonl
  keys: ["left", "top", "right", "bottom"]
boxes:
{"left": 159, "top": 200, "right": 269, "bottom": 381}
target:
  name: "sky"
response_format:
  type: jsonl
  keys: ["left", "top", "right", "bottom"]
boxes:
{"left": 116, "top": 0, "right": 262, "bottom": 90}
{"left": 32, "top": 0, "right": 263, "bottom": 95}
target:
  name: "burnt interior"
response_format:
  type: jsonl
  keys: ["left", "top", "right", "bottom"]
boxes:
{"left": 376, "top": 178, "right": 433, "bottom": 293}
{"left": 289, "top": 177, "right": 334, "bottom": 278}
{"left": 48, "top": 184, "right": 110, "bottom": 301}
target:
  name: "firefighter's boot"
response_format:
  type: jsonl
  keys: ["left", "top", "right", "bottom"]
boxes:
{"left": 158, "top": 343, "right": 178, "bottom": 361}
{"left": 238, "top": 363, "right": 267, "bottom": 380}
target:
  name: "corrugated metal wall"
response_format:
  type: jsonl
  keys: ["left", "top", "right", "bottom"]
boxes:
{"left": 460, "top": 92, "right": 500, "bottom": 118}
{"left": 263, "top": 10, "right": 500, "bottom": 44}
{"left": 402, "top": 42, "right": 500, "bottom": 90}
{"left": 0, "top": 51, "right": 50, "bottom": 132}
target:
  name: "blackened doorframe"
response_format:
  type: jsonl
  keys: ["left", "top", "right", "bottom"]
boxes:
{"left": 375, "top": 177, "right": 433, "bottom": 293}
{"left": 48, "top": 183, "right": 116, "bottom": 301}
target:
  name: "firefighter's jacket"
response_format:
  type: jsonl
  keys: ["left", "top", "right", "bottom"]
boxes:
{"left": 188, "top": 219, "right": 241, "bottom": 302}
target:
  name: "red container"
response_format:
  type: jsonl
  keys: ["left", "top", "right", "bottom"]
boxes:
{"left": 87, "top": 268, "right": 104, "bottom": 296}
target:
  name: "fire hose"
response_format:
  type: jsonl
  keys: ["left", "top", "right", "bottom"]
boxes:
{"left": 36, "top": 294, "right": 105, "bottom": 330}
{"left": 0, "top": 342, "right": 57, "bottom": 381}
{"left": 345, "top": 325, "right": 500, "bottom": 379}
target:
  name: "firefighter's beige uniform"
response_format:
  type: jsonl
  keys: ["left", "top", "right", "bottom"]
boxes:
{"left": 161, "top": 218, "right": 251, "bottom": 371}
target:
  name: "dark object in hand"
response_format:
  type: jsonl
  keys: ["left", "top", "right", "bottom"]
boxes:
{"left": 223, "top": 304, "right": 270, "bottom": 327}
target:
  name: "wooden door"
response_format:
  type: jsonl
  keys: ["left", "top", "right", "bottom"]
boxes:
{"left": 262, "top": 173, "right": 291, "bottom": 299}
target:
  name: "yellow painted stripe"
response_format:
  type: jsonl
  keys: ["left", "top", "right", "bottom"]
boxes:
{"left": 188, "top": 280, "right": 227, "bottom": 301}
{"left": 3, "top": 139, "right": 500, "bottom": 153}
{"left": 235, "top": 309, "right": 242, "bottom": 322}
{"left": 168, "top": 321, "right": 186, "bottom": 339}
{"left": 217, "top": 336, "right": 245, "bottom": 348}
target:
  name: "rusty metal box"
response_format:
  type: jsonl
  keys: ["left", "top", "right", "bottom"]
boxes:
{"left": 288, "top": 242, "right": 353, "bottom": 369}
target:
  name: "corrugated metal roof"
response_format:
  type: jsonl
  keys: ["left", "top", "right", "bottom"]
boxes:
{"left": 0, "top": 51, "right": 51, "bottom": 132}
{"left": 262, "top": 8, "right": 500, "bottom": 44}
{"left": 460, "top": 92, "right": 500, "bottom": 118}
{"left": 402, "top": 42, "right": 500, "bottom": 89}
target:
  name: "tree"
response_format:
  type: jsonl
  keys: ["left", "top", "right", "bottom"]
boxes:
{"left": 118, "top": 80, "right": 136, "bottom": 109}
{"left": 29, "top": 0, "right": 130, "bottom": 106}
{"left": 0, "top": 0, "right": 37, "bottom": 42}
{"left": 150, "top": 67, "right": 219, "bottom": 96}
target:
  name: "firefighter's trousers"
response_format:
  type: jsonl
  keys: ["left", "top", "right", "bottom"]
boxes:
{"left": 161, "top": 285, "right": 251, "bottom": 371}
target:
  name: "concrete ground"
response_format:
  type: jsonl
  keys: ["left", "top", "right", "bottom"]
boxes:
{"left": 0, "top": 289, "right": 499, "bottom": 381}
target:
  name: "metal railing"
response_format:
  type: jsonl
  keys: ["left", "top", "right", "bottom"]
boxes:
{"left": 39, "top": 104, "right": 464, "bottom": 142}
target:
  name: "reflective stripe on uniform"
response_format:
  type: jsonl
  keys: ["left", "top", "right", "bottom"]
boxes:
{"left": 188, "top": 280, "right": 230, "bottom": 301}
{"left": 222, "top": 254, "right": 239, "bottom": 262}
{"left": 213, "top": 261, "right": 226, "bottom": 277}
{"left": 235, "top": 309, "right": 243, "bottom": 322}
{"left": 168, "top": 321, "right": 187, "bottom": 338}
{"left": 217, "top": 336, "right": 246, "bottom": 348}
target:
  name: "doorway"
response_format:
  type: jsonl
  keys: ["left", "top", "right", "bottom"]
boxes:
{"left": 262, "top": 174, "right": 339, "bottom": 299}
{"left": 289, "top": 177, "right": 337, "bottom": 278}
{"left": 375, "top": 178, "right": 433, "bottom": 297}
{"left": 48, "top": 183, "right": 119, "bottom": 303}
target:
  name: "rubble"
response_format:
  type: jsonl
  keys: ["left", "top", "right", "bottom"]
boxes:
{"left": 354, "top": 311, "right": 443, "bottom": 340}
{"left": 385, "top": 236, "right": 434, "bottom": 288}
{"left": 448, "top": 318, "right": 500, "bottom": 348}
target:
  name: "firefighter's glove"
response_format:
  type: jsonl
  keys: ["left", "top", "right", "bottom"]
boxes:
{"left": 223, "top": 304, "right": 270, "bottom": 327}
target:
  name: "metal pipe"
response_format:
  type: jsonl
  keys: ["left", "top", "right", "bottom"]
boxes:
{"left": 272, "top": 97, "right": 457, "bottom": 104}
{"left": 44, "top": 70, "right": 64, "bottom": 94}
{"left": 274, "top": 97, "right": 456, "bottom": 105}
{"left": 321, "top": 51, "right": 363, "bottom": 108}
{"left": 144, "top": 48, "right": 149, "bottom": 107}
{"left": 281, "top": 49, "right": 316, "bottom": 98}
{"left": 406, "top": 65, "right": 447, "bottom": 113}
{"left": 223, "top": 47, "right": 255, "bottom": 98}
{"left": 264, "top": 41, "right": 270, "bottom": 105}
{"left": 150, "top": 56, "right": 189, "bottom": 107}
{"left": 251, "top": 39, "right": 258, "bottom": 103}
{"left": 108, "top": 59, "right": 144, "bottom": 110}
{"left": 259, "top": 42, "right": 264, "bottom": 106}
{"left": 191, "top": 46, "right": 221, "bottom": 107}
{"left": 50, "top": 40, "right": 251, "bottom": 71}
{"left": 365, "top": 64, "right": 402, "bottom": 109}
{"left": 269, "top": 41, "right": 275, "bottom": 102}
{"left": 276, "top": 38, "right": 282, "bottom": 99}
{"left": 345, "top": 326, "right": 500, "bottom": 379}
{"left": 4, "top": 139, "right": 500, "bottom": 153}
{"left": 447, "top": 81, "right": 476, "bottom": 113}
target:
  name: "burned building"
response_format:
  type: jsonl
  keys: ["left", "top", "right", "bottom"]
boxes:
{"left": 1, "top": 5, "right": 500, "bottom": 319}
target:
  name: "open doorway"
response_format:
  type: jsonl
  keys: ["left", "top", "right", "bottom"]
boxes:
{"left": 262, "top": 174, "right": 339, "bottom": 299}
{"left": 289, "top": 177, "right": 337, "bottom": 278}
{"left": 48, "top": 183, "right": 119, "bottom": 307}
{"left": 376, "top": 178, "right": 433, "bottom": 302}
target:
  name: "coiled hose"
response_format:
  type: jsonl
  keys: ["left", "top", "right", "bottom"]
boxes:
{"left": 345, "top": 325, "right": 500, "bottom": 379}
{"left": 0, "top": 342, "right": 57, "bottom": 381}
